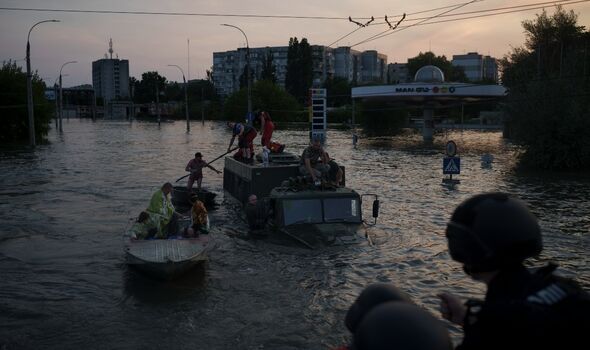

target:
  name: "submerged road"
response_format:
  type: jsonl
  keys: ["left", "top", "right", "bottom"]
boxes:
{"left": 1, "top": 119, "right": 588, "bottom": 349}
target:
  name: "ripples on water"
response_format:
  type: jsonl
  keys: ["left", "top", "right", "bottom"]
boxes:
{"left": 0, "top": 120, "right": 588, "bottom": 349}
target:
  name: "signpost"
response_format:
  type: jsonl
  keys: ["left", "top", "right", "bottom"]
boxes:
{"left": 443, "top": 141, "right": 460, "bottom": 184}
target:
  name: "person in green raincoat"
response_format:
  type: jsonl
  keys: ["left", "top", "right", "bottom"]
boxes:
{"left": 146, "top": 182, "right": 179, "bottom": 238}
{"left": 129, "top": 211, "right": 158, "bottom": 240}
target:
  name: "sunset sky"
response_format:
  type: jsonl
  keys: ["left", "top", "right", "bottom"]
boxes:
{"left": 1, "top": 0, "right": 589, "bottom": 86}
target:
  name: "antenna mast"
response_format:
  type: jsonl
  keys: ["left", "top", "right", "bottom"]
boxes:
{"left": 109, "top": 38, "right": 114, "bottom": 59}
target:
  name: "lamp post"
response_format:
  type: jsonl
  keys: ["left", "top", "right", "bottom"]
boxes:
{"left": 59, "top": 61, "right": 77, "bottom": 132}
{"left": 221, "top": 23, "right": 252, "bottom": 124}
{"left": 53, "top": 75, "right": 66, "bottom": 129}
{"left": 168, "top": 64, "right": 190, "bottom": 132}
{"left": 26, "top": 19, "right": 59, "bottom": 146}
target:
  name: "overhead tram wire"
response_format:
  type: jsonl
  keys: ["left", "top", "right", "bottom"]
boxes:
{"left": 0, "top": 1, "right": 519, "bottom": 20}
{"left": 0, "top": 0, "right": 581, "bottom": 20}
{"left": 398, "top": 1, "right": 590, "bottom": 28}
{"left": 350, "top": 0, "right": 588, "bottom": 47}
{"left": 326, "top": 0, "right": 483, "bottom": 48}
{"left": 351, "top": 0, "right": 482, "bottom": 48}
{"left": 394, "top": 0, "right": 585, "bottom": 24}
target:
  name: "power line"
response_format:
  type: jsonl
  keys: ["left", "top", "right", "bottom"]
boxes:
{"left": 350, "top": 0, "right": 589, "bottom": 47}
{"left": 0, "top": 1, "right": 503, "bottom": 21}
{"left": 351, "top": 0, "right": 481, "bottom": 47}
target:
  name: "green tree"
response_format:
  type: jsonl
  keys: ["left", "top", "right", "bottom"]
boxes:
{"left": 260, "top": 50, "right": 277, "bottom": 83}
{"left": 407, "top": 51, "right": 468, "bottom": 82}
{"left": 500, "top": 6, "right": 590, "bottom": 170}
{"left": 285, "top": 37, "right": 313, "bottom": 103}
{"left": 323, "top": 77, "right": 352, "bottom": 107}
{"left": 186, "top": 79, "right": 222, "bottom": 120}
{"left": 133, "top": 71, "right": 167, "bottom": 103}
{"left": 0, "top": 61, "right": 52, "bottom": 144}
{"left": 223, "top": 80, "right": 303, "bottom": 122}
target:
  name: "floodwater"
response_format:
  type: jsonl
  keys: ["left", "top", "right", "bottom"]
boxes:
{"left": 1, "top": 119, "right": 589, "bottom": 349}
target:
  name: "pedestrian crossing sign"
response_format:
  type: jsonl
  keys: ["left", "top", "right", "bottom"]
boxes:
{"left": 443, "top": 157, "right": 461, "bottom": 174}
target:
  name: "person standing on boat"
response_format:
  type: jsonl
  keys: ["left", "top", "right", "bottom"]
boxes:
{"left": 227, "top": 122, "right": 257, "bottom": 161}
{"left": 257, "top": 111, "right": 274, "bottom": 148}
{"left": 439, "top": 192, "right": 590, "bottom": 350}
{"left": 185, "top": 152, "right": 221, "bottom": 191}
{"left": 299, "top": 136, "right": 330, "bottom": 185}
{"left": 146, "top": 182, "right": 179, "bottom": 238}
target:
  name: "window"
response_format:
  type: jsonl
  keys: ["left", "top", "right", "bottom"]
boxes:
{"left": 282, "top": 199, "right": 323, "bottom": 225}
{"left": 324, "top": 198, "right": 360, "bottom": 223}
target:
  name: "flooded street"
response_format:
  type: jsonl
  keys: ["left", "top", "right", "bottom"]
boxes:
{"left": 1, "top": 119, "right": 589, "bottom": 349}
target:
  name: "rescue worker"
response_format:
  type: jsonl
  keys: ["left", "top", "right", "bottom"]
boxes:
{"left": 345, "top": 283, "right": 414, "bottom": 334}
{"left": 439, "top": 192, "right": 590, "bottom": 350}
{"left": 258, "top": 111, "right": 275, "bottom": 148}
{"left": 352, "top": 302, "right": 453, "bottom": 350}
{"left": 227, "top": 122, "right": 257, "bottom": 161}
{"left": 299, "top": 135, "right": 329, "bottom": 186}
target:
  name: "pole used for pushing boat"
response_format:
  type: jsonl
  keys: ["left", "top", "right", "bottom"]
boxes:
{"left": 175, "top": 147, "right": 238, "bottom": 183}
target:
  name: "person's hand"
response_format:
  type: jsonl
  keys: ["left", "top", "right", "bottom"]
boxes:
{"left": 439, "top": 292, "right": 466, "bottom": 326}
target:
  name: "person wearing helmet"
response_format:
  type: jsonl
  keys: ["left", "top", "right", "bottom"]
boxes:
{"left": 345, "top": 283, "right": 414, "bottom": 334}
{"left": 352, "top": 301, "right": 453, "bottom": 350}
{"left": 227, "top": 121, "right": 257, "bottom": 162}
{"left": 439, "top": 192, "right": 590, "bottom": 350}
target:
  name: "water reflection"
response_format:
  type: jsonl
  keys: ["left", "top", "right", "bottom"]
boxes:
{"left": 0, "top": 120, "right": 588, "bottom": 349}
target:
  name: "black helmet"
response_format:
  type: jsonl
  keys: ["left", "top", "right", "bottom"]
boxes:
{"left": 446, "top": 192, "right": 542, "bottom": 273}
{"left": 345, "top": 283, "right": 413, "bottom": 333}
{"left": 352, "top": 302, "right": 453, "bottom": 350}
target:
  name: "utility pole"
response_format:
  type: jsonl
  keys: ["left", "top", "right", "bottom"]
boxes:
{"left": 156, "top": 83, "right": 161, "bottom": 127}
{"left": 201, "top": 87, "right": 204, "bottom": 125}
{"left": 168, "top": 64, "right": 190, "bottom": 132}
{"left": 26, "top": 19, "right": 60, "bottom": 146}
{"left": 221, "top": 24, "right": 252, "bottom": 124}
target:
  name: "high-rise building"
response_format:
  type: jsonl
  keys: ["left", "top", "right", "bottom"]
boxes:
{"left": 360, "top": 50, "right": 388, "bottom": 84}
{"left": 212, "top": 45, "right": 387, "bottom": 97}
{"left": 333, "top": 47, "right": 361, "bottom": 83}
{"left": 387, "top": 63, "right": 410, "bottom": 83}
{"left": 92, "top": 39, "right": 129, "bottom": 102}
{"left": 452, "top": 52, "right": 498, "bottom": 82}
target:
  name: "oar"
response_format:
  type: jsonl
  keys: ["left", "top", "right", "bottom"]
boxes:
{"left": 175, "top": 147, "right": 239, "bottom": 183}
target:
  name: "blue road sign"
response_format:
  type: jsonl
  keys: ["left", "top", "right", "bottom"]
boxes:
{"left": 443, "top": 157, "right": 461, "bottom": 174}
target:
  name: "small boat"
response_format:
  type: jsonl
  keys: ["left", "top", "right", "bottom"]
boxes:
{"left": 125, "top": 235, "right": 214, "bottom": 279}
{"left": 172, "top": 186, "right": 217, "bottom": 211}
{"left": 125, "top": 214, "right": 214, "bottom": 279}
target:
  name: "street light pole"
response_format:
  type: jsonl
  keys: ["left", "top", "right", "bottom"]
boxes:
{"left": 168, "top": 64, "right": 190, "bottom": 132}
{"left": 53, "top": 77, "right": 59, "bottom": 129}
{"left": 221, "top": 23, "right": 252, "bottom": 125}
{"left": 26, "top": 19, "right": 59, "bottom": 146}
{"left": 59, "top": 61, "right": 77, "bottom": 132}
